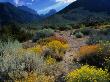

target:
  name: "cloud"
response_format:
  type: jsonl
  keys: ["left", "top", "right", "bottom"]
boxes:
{"left": 55, "top": 0, "right": 76, "bottom": 3}
{"left": 14, "top": 0, "right": 23, "bottom": 6}
{"left": 32, "top": 0, "right": 34, "bottom": 2}
{"left": 37, "top": 2, "right": 69, "bottom": 14}
{"left": 12, "top": 0, "right": 76, "bottom": 14}
{"left": 14, "top": 0, "right": 32, "bottom": 5}
{"left": 37, "top": 0, "right": 76, "bottom": 14}
{"left": 26, "top": 2, "right": 32, "bottom": 5}
{"left": 14, "top": 0, "right": 19, "bottom": 5}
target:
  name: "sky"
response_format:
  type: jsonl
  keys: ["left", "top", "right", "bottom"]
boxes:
{"left": 0, "top": 0, "right": 76, "bottom": 14}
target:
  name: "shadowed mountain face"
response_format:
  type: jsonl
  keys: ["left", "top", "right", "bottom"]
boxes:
{"left": 43, "top": 0, "right": 110, "bottom": 24}
{"left": 59, "top": 0, "right": 110, "bottom": 13}
{"left": 18, "top": 6, "right": 38, "bottom": 15}
{"left": 0, "top": 2, "right": 41, "bottom": 25}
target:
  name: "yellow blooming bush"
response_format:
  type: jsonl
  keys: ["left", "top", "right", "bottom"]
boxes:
{"left": 46, "top": 40, "right": 69, "bottom": 56}
{"left": 36, "top": 38, "right": 53, "bottom": 46}
{"left": 15, "top": 73, "right": 55, "bottom": 82}
{"left": 104, "top": 56, "right": 110, "bottom": 71}
{"left": 45, "top": 56, "right": 56, "bottom": 65}
{"left": 27, "top": 45, "right": 43, "bottom": 54}
{"left": 50, "top": 36, "right": 68, "bottom": 44}
{"left": 65, "top": 65, "right": 110, "bottom": 82}
{"left": 36, "top": 74, "right": 55, "bottom": 82}
{"left": 37, "top": 36, "right": 68, "bottom": 46}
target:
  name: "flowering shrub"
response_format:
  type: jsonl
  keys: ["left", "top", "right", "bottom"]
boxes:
{"left": 36, "top": 74, "right": 55, "bottom": 82}
{"left": 98, "top": 41, "right": 110, "bottom": 56}
{"left": 79, "top": 44, "right": 100, "bottom": 58}
{"left": 15, "top": 73, "right": 55, "bottom": 82}
{"left": 36, "top": 38, "right": 53, "bottom": 46}
{"left": 27, "top": 45, "right": 43, "bottom": 54}
{"left": 65, "top": 65, "right": 110, "bottom": 82}
{"left": 0, "top": 40, "right": 73, "bottom": 82}
{"left": 78, "top": 44, "right": 106, "bottom": 66}
{"left": 46, "top": 40, "right": 69, "bottom": 56}
{"left": 45, "top": 56, "right": 56, "bottom": 65}
{"left": 50, "top": 36, "right": 68, "bottom": 44}
{"left": 104, "top": 56, "right": 110, "bottom": 71}
{"left": 37, "top": 35, "right": 68, "bottom": 46}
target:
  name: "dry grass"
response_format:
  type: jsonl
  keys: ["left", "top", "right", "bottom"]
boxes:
{"left": 78, "top": 44, "right": 100, "bottom": 58}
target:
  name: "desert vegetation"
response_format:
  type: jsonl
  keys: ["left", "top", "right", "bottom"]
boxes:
{"left": 0, "top": 22, "right": 110, "bottom": 82}
{"left": 1, "top": 0, "right": 110, "bottom": 81}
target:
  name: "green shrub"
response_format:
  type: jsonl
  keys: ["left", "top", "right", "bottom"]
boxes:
{"left": 32, "top": 29, "right": 54, "bottom": 42}
{"left": 79, "top": 53, "right": 105, "bottom": 67}
{"left": 71, "top": 30, "right": 84, "bottom": 38}
{"left": 79, "top": 24, "right": 86, "bottom": 28}
{"left": 8, "top": 70, "right": 28, "bottom": 80}
{"left": 80, "top": 27, "right": 94, "bottom": 36}
{"left": 99, "top": 28, "right": 110, "bottom": 35}
{"left": 0, "top": 40, "right": 81, "bottom": 81}
{"left": 75, "top": 32, "right": 83, "bottom": 38}
{"left": 0, "top": 40, "right": 45, "bottom": 80}
{"left": 86, "top": 28, "right": 110, "bottom": 45}
{"left": 79, "top": 41, "right": 110, "bottom": 68}
{"left": 99, "top": 41, "right": 110, "bottom": 55}
{"left": 99, "top": 41, "right": 110, "bottom": 71}
{"left": 58, "top": 25, "right": 72, "bottom": 31}
{"left": 86, "top": 29, "right": 110, "bottom": 45}
{"left": 0, "top": 25, "right": 34, "bottom": 42}
{"left": 42, "top": 25, "right": 57, "bottom": 29}
{"left": 0, "top": 40, "right": 24, "bottom": 79}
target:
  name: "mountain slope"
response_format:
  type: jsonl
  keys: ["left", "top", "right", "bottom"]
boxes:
{"left": 40, "top": 9, "right": 57, "bottom": 18}
{"left": 59, "top": 0, "right": 110, "bottom": 13}
{"left": 18, "top": 6, "right": 38, "bottom": 15}
{"left": 0, "top": 2, "right": 41, "bottom": 24}
{"left": 43, "top": 0, "right": 110, "bottom": 24}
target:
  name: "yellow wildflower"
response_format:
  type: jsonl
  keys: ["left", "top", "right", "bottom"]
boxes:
{"left": 65, "top": 65, "right": 109, "bottom": 82}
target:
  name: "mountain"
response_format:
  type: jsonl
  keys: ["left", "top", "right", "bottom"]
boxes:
{"left": 40, "top": 9, "right": 57, "bottom": 18}
{"left": 18, "top": 6, "right": 38, "bottom": 15}
{"left": 59, "top": 0, "right": 110, "bottom": 13}
{"left": 0, "top": 2, "right": 41, "bottom": 25}
{"left": 43, "top": 0, "right": 110, "bottom": 25}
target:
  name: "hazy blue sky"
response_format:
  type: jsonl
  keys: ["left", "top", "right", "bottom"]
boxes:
{"left": 0, "top": 0, "right": 76, "bottom": 14}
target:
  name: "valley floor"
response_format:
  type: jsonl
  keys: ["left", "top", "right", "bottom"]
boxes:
{"left": 1, "top": 28, "right": 110, "bottom": 82}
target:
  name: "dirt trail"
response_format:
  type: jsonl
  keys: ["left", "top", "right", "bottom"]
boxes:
{"left": 55, "top": 30, "right": 88, "bottom": 62}
{"left": 55, "top": 30, "right": 87, "bottom": 51}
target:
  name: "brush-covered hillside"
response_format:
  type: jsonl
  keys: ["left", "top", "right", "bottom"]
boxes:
{"left": 0, "top": 2, "right": 41, "bottom": 25}
{"left": 42, "top": 0, "right": 110, "bottom": 25}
